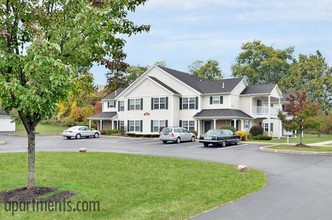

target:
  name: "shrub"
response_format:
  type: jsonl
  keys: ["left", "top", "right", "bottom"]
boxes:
{"left": 249, "top": 126, "right": 264, "bottom": 137}
{"left": 235, "top": 130, "right": 248, "bottom": 141}
{"left": 220, "top": 125, "right": 235, "bottom": 133}
{"left": 252, "top": 135, "right": 272, "bottom": 140}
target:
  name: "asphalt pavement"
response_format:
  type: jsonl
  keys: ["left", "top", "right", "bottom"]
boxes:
{"left": 0, "top": 133, "right": 332, "bottom": 220}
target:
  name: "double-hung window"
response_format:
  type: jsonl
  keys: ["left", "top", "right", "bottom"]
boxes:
{"left": 152, "top": 97, "right": 168, "bottom": 110}
{"left": 152, "top": 120, "right": 167, "bottom": 132}
{"left": 128, "top": 120, "right": 142, "bottom": 132}
{"left": 181, "top": 97, "right": 196, "bottom": 110}
{"left": 128, "top": 98, "right": 142, "bottom": 111}
{"left": 210, "top": 96, "right": 223, "bottom": 105}
{"left": 181, "top": 120, "right": 195, "bottom": 132}
{"left": 118, "top": 101, "right": 125, "bottom": 112}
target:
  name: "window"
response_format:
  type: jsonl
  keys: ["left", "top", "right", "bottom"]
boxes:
{"left": 210, "top": 96, "right": 223, "bottom": 105}
{"left": 118, "top": 120, "right": 124, "bottom": 130}
{"left": 128, "top": 98, "right": 142, "bottom": 111}
{"left": 263, "top": 123, "right": 273, "bottom": 132}
{"left": 181, "top": 120, "right": 195, "bottom": 132}
{"left": 152, "top": 120, "right": 167, "bottom": 132}
{"left": 152, "top": 97, "right": 168, "bottom": 110}
{"left": 107, "top": 101, "right": 116, "bottom": 108}
{"left": 128, "top": 120, "right": 142, "bottom": 132}
{"left": 118, "top": 101, "right": 124, "bottom": 112}
{"left": 182, "top": 97, "right": 196, "bottom": 110}
{"left": 244, "top": 120, "right": 250, "bottom": 129}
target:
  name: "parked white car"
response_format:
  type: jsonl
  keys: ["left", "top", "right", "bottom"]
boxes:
{"left": 62, "top": 126, "right": 100, "bottom": 139}
{"left": 159, "top": 127, "right": 195, "bottom": 144}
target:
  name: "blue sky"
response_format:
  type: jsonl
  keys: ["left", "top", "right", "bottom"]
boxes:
{"left": 91, "top": 0, "right": 332, "bottom": 85}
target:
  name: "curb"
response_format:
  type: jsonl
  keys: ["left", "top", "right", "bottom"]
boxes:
{"left": 260, "top": 146, "right": 332, "bottom": 156}
{"left": 0, "top": 140, "right": 5, "bottom": 145}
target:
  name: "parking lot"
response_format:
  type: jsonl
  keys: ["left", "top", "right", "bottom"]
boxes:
{"left": 1, "top": 133, "right": 332, "bottom": 220}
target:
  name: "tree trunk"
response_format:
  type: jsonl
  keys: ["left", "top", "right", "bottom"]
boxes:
{"left": 27, "top": 128, "right": 36, "bottom": 189}
{"left": 19, "top": 113, "right": 39, "bottom": 190}
{"left": 299, "top": 128, "right": 304, "bottom": 145}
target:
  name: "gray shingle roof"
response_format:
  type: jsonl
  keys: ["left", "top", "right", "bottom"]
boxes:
{"left": 193, "top": 109, "right": 252, "bottom": 119}
{"left": 148, "top": 76, "right": 180, "bottom": 95}
{"left": 241, "top": 84, "right": 276, "bottom": 95}
{"left": 158, "top": 66, "right": 243, "bottom": 94}
{"left": 88, "top": 112, "right": 117, "bottom": 120}
{"left": 103, "top": 87, "right": 126, "bottom": 100}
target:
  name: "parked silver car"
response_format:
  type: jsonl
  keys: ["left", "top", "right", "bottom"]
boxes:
{"left": 62, "top": 126, "right": 100, "bottom": 139}
{"left": 160, "top": 127, "right": 195, "bottom": 144}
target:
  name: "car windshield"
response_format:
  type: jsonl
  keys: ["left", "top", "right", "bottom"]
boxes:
{"left": 206, "top": 129, "right": 221, "bottom": 136}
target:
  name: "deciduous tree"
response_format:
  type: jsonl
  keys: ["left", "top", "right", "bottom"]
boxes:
{"left": 0, "top": 0, "right": 149, "bottom": 189}
{"left": 232, "top": 40, "right": 294, "bottom": 84}
{"left": 188, "top": 59, "right": 222, "bottom": 80}
{"left": 279, "top": 92, "right": 320, "bottom": 146}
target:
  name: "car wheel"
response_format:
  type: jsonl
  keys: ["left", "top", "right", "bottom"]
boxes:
{"left": 66, "top": 137, "right": 71, "bottom": 140}
{"left": 191, "top": 136, "right": 195, "bottom": 142}
{"left": 235, "top": 138, "right": 240, "bottom": 145}
{"left": 176, "top": 137, "right": 181, "bottom": 144}
{"left": 162, "top": 140, "right": 167, "bottom": 144}
{"left": 94, "top": 132, "right": 99, "bottom": 138}
{"left": 203, "top": 143, "right": 209, "bottom": 147}
{"left": 75, "top": 133, "right": 81, "bottom": 139}
{"left": 221, "top": 141, "right": 226, "bottom": 147}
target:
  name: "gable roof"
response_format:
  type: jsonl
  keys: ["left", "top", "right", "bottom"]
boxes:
{"left": 148, "top": 76, "right": 180, "bottom": 95}
{"left": 103, "top": 87, "right": 126, "bottom": 100}
{"left": 193, "top": 109, "right": 252, "bottom": 119}
{"left": 157, "top": 66, "right": 243, "bottom": 94}
{"left": 240, "top": 84, "right": 276, "bottom": 95}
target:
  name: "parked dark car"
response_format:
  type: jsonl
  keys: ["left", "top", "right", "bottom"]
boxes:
{"left": 199, "top": 129, "right": 240, "bottom": 147}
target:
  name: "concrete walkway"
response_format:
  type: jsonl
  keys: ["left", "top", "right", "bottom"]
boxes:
{"left": 310, "top": 140, "right": 332, "bottom": 146}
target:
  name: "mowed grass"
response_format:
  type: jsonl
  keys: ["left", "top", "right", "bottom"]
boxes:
{"left": 249, "top": 134, "right": 332, "bottom": 144}
{"left": 0, "top": 152, "right": 265, "bottom": 220}
{"left": 16, "top": 123, "right": 69, "bottom": 135}
{"left": 268, "top": 145, "right": 332, "bottom": 153}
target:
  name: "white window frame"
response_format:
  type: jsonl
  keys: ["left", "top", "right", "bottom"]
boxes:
{"left": 129, "top": 99, "right": 141, "bottom": 110}
{"left": 182, "top": 97, "right": 195, "bottom": 110}
{"left": 118, "top": 120, "right": 125, "bottom": 129}
{"left": 108, "top": 101, "right": 116, "bottom": 108}
{"left": 212, "top": 96, "right": 220, "bottom": 104}
{"left": 129, "top": 120, "right": 141, "bottom": 132}
{"left": 119, "top": 101, "right": 124, "bottom": 112}
{"left": 182, "top": 120, "right": 195, "bottom": 132}
{"left": 153, "top": 120, "right": 166, "bottom": 132}
{"left": 244, "top": 120, "right": 250, "bottom": 129}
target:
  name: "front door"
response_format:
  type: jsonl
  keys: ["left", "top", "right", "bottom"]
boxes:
{"left": 204, "top": 121, "right": 211, "bottom": 133}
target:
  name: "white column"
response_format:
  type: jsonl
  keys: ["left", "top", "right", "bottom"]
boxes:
{"left": 249, "top": 96, "right": 253, "bottom": 115}
{"left": 233, "top": 119, "right": 237, "bottom": 130}
{"left": 89, "top": 119, "right": 91, "bottom": 128}
{"left": 197, "top": 120, "right": 201, "bottom": 136}
{"left": 278, "top": 97, "right": 282, "bottom": 139}
{"left": 100, "top": 120, "right": 103, "bottom": 130}
{"left": 268, "top": 96, "right": 271, "bottom": 136}
{"left": 111, "top": 120, "right": 114, "bottom": 130}
{"left": 213, "top": 119, "right": 217, "bottom": 129}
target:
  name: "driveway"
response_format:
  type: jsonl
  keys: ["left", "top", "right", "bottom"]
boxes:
{"left": 0, "top": 133, "right": 332, "bottom": 220}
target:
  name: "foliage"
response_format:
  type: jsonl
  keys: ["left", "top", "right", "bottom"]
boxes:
{"left": 100, "top": 129, "right": 120, "bottom": 135}
{"left": 188, "top": 59, "right": 223, "bottom": 80}
{"left": 279, "top": 92, "right": 320, "bottom": 145}
{"left": 220, "top": 125, "right": 236, "bottom": 132}
{"left": 231, "top": 40, "right": 294, "bottom": 84}
{"left": 0, "top": 0, "right": 149, "bottom": 189}
{"left": 235, "top": 130, "right": 248, "bottom": 141}
{"left": 252, "top": 135, "right": 272, "bottom": 140}
{"left": 279, "top": 51, "right": 332, "bottom": 114}
{"left": 125, "top": 65, "right": 149, "bottom": 85}
{"left": 249, "top": 126, "right": 264, "bottom": 136}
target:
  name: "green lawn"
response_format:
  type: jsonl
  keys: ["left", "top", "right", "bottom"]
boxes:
{"left": 16, "top": 123, "right": 69, "bottom": 135}
{"left": 0, "top": 152, "right": 265, "bottom": 220}
{"left": 248, "top": 134, "right": 332, "bottom": 144}
{"left": 267, "top": 145, "right": 332, "bottom": 153}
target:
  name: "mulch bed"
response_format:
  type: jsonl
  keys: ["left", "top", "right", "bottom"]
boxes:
{"left": 0, "top": 187, "right": 75, "bottom": 203}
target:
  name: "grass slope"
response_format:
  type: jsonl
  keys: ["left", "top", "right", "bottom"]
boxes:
{"left": 0, "top": 152, "right": 265, "bottom": 220}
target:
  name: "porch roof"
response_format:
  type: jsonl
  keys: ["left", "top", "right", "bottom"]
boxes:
{"left": 193, "top": 109, "right": 253, "bottom": 119}
{"left": 88, "top": 112, "right": 117, "bottom": 120}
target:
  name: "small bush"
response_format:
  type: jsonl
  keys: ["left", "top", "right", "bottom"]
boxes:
{"left": 249, "top": 126, "right": 264, "bottom": 137}
{"left": 220, "top": 125, "right": 235, "bottom": 133}
{"left": 235, "top": 130, "right": 248, "bottom": 141}
{"left": 252, "top": 135, "right": 272, "bottom": 140}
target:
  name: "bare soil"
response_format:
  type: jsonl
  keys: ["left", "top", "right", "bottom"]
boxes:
{"left": 0, "top": 187, "right": 75, "bottom": 203}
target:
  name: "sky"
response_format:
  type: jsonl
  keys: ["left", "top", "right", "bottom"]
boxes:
{"left": 91, "top": 0, "right": 332, "bottom": 85}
